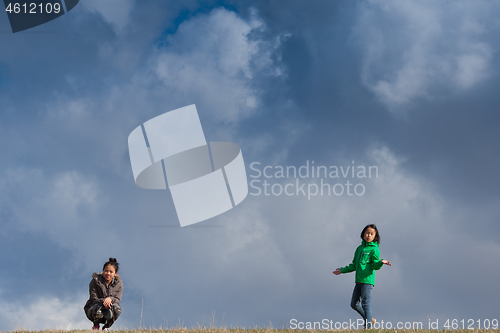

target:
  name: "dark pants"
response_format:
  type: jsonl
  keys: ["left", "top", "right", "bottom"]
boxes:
{"left": 350, "top": 283, "right": 373, "bottom": 328}
{"left": 86, "top": 303, "right": 122, "bottom": 328}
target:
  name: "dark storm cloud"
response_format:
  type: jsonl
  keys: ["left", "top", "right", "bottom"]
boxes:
{"left": 0, "top": 0, "right": 499, "bottom": 330}
{"left": 235, "top": 0, "right": 500, "bottom": 213}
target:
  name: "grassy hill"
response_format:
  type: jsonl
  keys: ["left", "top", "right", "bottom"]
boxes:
{"left": 7, "top": 329, "right": 500, "bottom": 333}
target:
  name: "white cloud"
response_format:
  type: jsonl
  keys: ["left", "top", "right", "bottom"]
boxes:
{"left": 0, "top": 168, "right": 100, "bottom": 247}
{"left": 64, "top": 7, "right": 289, "bottom": 146}
{"left": 353, "top": 0, "right": 498, "bottom": 113}
{"left": 47, "top": 171, "right": 99, "bottom": 218}
{"left": 151, "top": 7, "right": 287, "bottom": 123}
{"left": 0, "top": 295, "right": 89, "bottom": 331}
{"left": 455, "top": 42, "right": 492, "bottom": 89}
{"left": 81, "top": 0, "right": 135, "bottom": 34}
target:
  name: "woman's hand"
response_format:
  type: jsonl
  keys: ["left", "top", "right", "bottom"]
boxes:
{"left": 332, "top": 268, "right": 341, "bottom": 275}
{"left": 381, "top": 260, "right": 392, "bottom": 266}
{"left": 103, "top": 297, "right": 113, "bottom": 309}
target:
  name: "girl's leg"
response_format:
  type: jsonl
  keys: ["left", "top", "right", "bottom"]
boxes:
{"left": 86, "top": 304, "right": 105, "bottom": 323}
{"left": 350, "top": 284, "right": 365, "bottom": 318}
{"left": 103, "top": 304, "right": 122, "bottom": 329}
{"left": 112, "top": 303, "right": 122, "bottom": 320}
{"left": 103, "top": 308, "right": 113, "bottom": 320}
{"left": 360, "top": 284, "right": 373, "bottom": 328}
{"left": 86, "top": 303, "right": 106, "bottom": 329}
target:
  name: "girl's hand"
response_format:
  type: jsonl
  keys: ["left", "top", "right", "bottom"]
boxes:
{"left": 381, "top": 260, "right": 392, "bottom": 266}
{"left": 332, "top": 268, "right": 341, "bottom": 275}
{"left": 103, "top": 297, "right": 113, "bottom": 309}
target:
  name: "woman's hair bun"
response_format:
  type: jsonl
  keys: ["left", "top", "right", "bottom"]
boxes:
{"left": 103, "top": 258, "right": 120, "bottom": 273}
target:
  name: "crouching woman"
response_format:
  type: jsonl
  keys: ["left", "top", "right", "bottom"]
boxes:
{"left": 84, "top": 258, "right": 123, "bottom": 330}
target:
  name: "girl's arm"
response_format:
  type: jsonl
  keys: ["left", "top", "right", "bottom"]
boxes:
{"left": 109, "top": 280, "right": 123, "bottom": 305}
{"left": 89, "top": 279, "right": 105, "bottom": 304}
{"left": 372, "top": 248, "right": 392, "bottom": 268}
{"left": 371, "top": 248, "right": 384, "bottom": 270}
{"left": 103, "top": 280, "right": 123, "bottom": 308}
{"left": 334, "top": 247, "right": 359, "bottom": 275}
{"left": 340, "top": 246, "right": 360, "bottom": 273}
{"left": 340, "top": 262, "right": 356, "bottom": 273}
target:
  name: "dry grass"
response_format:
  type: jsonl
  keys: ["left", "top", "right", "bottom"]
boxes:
{"left": 6, "top": 329, "right": 500, "bottom": 333}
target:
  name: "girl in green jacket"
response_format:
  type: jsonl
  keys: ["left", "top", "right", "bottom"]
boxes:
{"left": 333, "top": 224, "right": 391, "bottom": 328}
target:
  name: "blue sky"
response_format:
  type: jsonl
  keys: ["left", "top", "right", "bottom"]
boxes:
{"left": 1, "top": 0, "right": 500, "bottom": 330}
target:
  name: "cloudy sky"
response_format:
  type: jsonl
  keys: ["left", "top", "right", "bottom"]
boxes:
{"left": 1, "top": 0, "right": 500, "bottom": 330}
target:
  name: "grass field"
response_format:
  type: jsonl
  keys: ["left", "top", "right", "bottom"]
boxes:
{"left": 6, "top": 329, "right": 500, "bottom": 333}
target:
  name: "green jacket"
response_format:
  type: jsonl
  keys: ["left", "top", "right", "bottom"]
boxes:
{"left": 340, "top": 240, "right": 383, "bottom": 285}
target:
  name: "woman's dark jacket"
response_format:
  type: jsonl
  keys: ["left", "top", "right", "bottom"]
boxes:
{"left": 84, "top": 272, "right": 123, "bottom": 312}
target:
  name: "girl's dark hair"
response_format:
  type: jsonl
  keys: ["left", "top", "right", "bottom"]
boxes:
{"left": 103, "top": 257, "right": 119, "bottom": 273}
{"left": 360, "top": 224, "right": 380, "bottom": 244}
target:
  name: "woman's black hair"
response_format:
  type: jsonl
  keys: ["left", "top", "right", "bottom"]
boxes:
{"left": 103, "top": 257, "right": 119, "bottom": 273}
{"left": 360, "top": 224, "right": 380, "bottom": 244}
